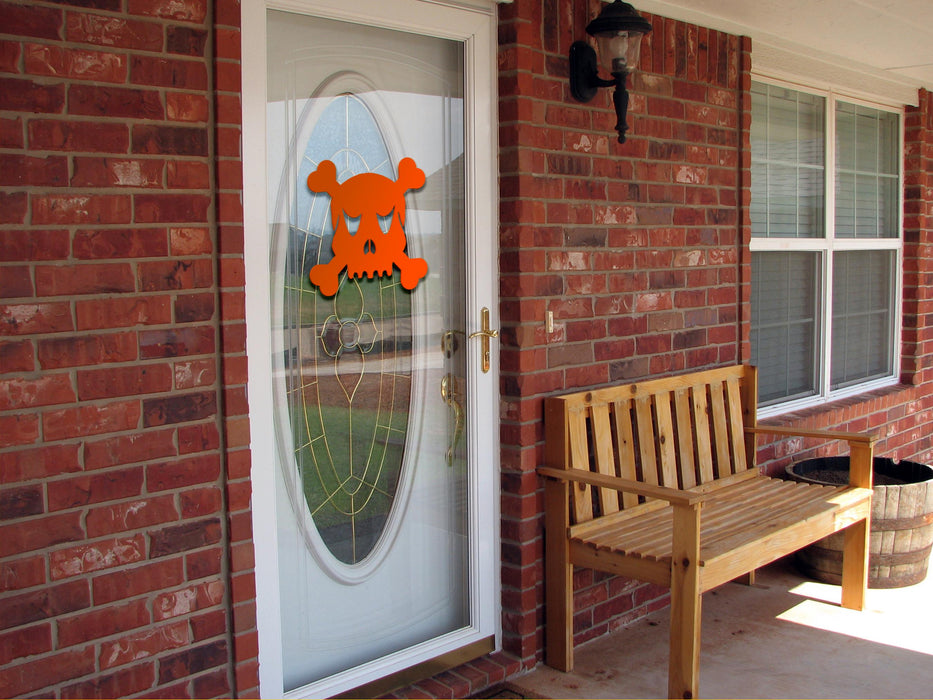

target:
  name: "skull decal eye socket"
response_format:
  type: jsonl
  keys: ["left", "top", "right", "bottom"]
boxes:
{"left": 307, "top": 158, "right": 428, "bottom": 297}
{"left": 379, "top": 209, "right": 394, "bottom": 234}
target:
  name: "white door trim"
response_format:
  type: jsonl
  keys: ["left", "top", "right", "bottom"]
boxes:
{"left": 241, "top": 1, "right": 501, "bottom": 696}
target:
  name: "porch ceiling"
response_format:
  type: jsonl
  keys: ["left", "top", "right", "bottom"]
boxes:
{"left": 633, "top": 0, "right": 933, "bottom": 102}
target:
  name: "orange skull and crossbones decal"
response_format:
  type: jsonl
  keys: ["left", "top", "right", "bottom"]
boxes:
{"left": 307, "top": 157, "right": 429, "bottom": 297}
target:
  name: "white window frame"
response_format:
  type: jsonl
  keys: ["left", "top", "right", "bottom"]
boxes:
{"left": 750, "top": 75, "right": 904, "bottom": 418}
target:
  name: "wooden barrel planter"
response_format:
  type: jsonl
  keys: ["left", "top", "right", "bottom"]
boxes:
{"left": 785, "top": 457, "right": 933, "bottom": 588}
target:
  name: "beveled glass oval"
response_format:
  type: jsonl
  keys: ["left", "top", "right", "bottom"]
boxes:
{"left": 286, "top": 93, "right": 412, "bottom": 566}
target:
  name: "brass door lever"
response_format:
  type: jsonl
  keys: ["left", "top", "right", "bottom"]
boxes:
{"left": 468, "top": 307, "right": 498, "bottom": 373}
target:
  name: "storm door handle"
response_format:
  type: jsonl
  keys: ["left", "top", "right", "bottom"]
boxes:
{"left": 440, "top": 373, "right": 464, "bottom": 467}
{"left": 468, "top": 307, "right": 498, "bottom": 374}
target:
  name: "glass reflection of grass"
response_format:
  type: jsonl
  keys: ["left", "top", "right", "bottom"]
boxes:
{"left": 285, "top": 233, "right": 414, "bottom": 563}
{"left": 293, "top": 402, "right": 408, "bottom": 564}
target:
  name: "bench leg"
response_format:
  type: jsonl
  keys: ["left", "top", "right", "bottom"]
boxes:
{"left": 669, "top": 504, "right": 702, "bottom": 700}
{"left": 840, "top": 516, "right": 869, "bottom": 611}
{"left": 545, "top": 478, "right": 574, "bottom": 671}
{"left": 841, "top": 441, "right": 872, "bottom": 611}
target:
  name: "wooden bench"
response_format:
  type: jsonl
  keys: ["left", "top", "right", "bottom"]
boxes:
{"left": 538, "top": 365, "right": 875, "bottom": 699}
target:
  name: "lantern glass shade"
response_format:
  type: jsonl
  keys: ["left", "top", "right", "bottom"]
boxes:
{"left": 594, "top": 30, "right": 644, "bottom": 75}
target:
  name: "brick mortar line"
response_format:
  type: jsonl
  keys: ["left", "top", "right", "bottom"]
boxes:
{"left": 0, "top": 459, "right": 225, "bottom": 496}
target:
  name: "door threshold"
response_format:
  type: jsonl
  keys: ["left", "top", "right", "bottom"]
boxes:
{"left": 335, "top": 636, "right": 496, "bottom": 699}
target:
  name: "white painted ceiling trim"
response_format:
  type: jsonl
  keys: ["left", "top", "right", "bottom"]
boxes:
{"left": 628, "top": 0, "right": 930, "bottom": 106}
{"left": 751, "top": 41, "right": 918, "bottom": 108}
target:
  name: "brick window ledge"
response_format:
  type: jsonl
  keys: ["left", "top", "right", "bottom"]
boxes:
{"left": 755, "top": 382, "right": 928, "bottom": 476}
{"left": 760, "top": 382, "right": 917, "bottom": 432}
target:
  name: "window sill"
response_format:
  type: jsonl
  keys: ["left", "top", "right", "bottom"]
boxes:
{"left": 757, "top": 374, "right": 902, "bottom": 421}
{"left": 757, "top": 379, "right": 919, "bottom": 434}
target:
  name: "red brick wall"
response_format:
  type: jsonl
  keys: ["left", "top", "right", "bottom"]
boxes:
{"left": 497, "top": 0, "right": 751, "bottom": 663}
{"left": 0, "top": 0, "right": 257, "bottom": 697}
{"left": 496, "top": 0, "right": 933, "bottom": 670}
{"left": 902, "top": 91, "right": 933, "bottom": 388}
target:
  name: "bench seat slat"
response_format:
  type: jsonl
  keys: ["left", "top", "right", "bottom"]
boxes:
{"left": 568, "top": 500, "right": 668, "bottom": 540}
{"left": 700, "top": 484, "right": 856, "bottom": 556}
{"left": 573, "top": 476, "right": 783, "bottom": 547}
{"left": 700, "top": 490, "right": 872, "bottom": 591}
{"left": 700, "top": 481, "right": 838, "bottom": 526}
{"left": 570, "top": 541, "right": 671, "bottom": 587}
{"left": 573, "top": 480, "right": 870, "bottom": 569}
{"left": 697, "top": 480, "right": 816, "bottom": 528}
{"left": 702, "top": 486, "right": 873, "bottom": 565}
{"left": 632, "top": 483, "right": 814, "bottom": 561}
{"left": 580, "top": 508, "right": 671, "bottom": 546}
{"left": 591, "top": 519, "right": 674, "bottom": 558}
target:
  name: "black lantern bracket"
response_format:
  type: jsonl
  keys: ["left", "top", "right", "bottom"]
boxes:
{"left": 568, "top": 1, "right": 652, "bottom": 144}
{"left": 569, "top": 41, "right": 616, "bottom": 103}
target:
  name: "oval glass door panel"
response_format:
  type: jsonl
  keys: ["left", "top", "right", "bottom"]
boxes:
{"left": 267, "top": 9, "right": 471, "bottom": 694}
{"left": 285, "top": 92, "right": 413, "bottom": 570}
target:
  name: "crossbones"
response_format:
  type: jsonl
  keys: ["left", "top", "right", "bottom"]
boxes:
{"left": 307, "top": 158, "right": 428, "bottom": 297}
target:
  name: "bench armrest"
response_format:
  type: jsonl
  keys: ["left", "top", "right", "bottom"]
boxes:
{"left": 537, "top": 466, "right": 704, "bottom": 507}
{"left": 744, "top": 425, "right": 877, "bottom": 488}
{"left": 745, "top": 425, "right": 876, "bottom": 445}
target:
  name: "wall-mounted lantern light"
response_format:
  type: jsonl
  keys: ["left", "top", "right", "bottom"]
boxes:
{"left": 569, "top": 0, "right": 652, "bottom": 143}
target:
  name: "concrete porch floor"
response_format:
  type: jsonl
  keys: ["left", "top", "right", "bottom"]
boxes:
{"left": 513, "top": 559, "right": 933, "bottom": 699}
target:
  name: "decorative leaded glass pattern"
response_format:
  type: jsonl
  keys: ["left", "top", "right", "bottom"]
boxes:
{"left": 285, "top": 94, "right": 412, "bottom": 565}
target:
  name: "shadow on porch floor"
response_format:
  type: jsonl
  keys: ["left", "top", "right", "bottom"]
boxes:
{"left": 511, "top": 558, "right": 933, "bottom": 699}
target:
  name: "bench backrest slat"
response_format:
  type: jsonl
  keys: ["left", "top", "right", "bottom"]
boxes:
{"left": 691, "top": 383, "right": 715, "bottom": 484}
{"left": 674, "top": 387, "right": 697, "bottom": 489}
{"left": 592, "top": 403, "right": 620, "bottom": 516}
{"left": 726, "top": 376, "right": 748, "bottom": 476}
{"left": 635, "top": 396, "right": 659, "bottom": 486}
{"left": 545, "top": 365, "right": 759, "bottom": 525}
{"left": 568, "top": 407, "right": 594, "bottom": 522}
{"left": 612, "top": 398, "right": 640, "bottom": 509}
{"left": 655, "top": 395, "right": 679, "bottom": 488}
{"left": 709, "top": 381, "right": 732, "bottom": 478}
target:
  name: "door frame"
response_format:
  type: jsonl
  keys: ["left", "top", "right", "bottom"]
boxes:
{"left": 241, "top": 1, "right": 501, "bottom": 696}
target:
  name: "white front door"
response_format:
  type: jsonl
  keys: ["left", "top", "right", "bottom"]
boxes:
{"left": 242, "top": 1, "right": 499, "bottom": 697}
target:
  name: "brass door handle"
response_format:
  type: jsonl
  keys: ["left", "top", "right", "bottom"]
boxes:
{"left": 468, "top": 307, "right": 498, "bottom": 373}
{"left": 441, "top": 329, "right": 464, "bottom": 358}
{"left": 440, "top": 373, "right": 463, "bottom": 466}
